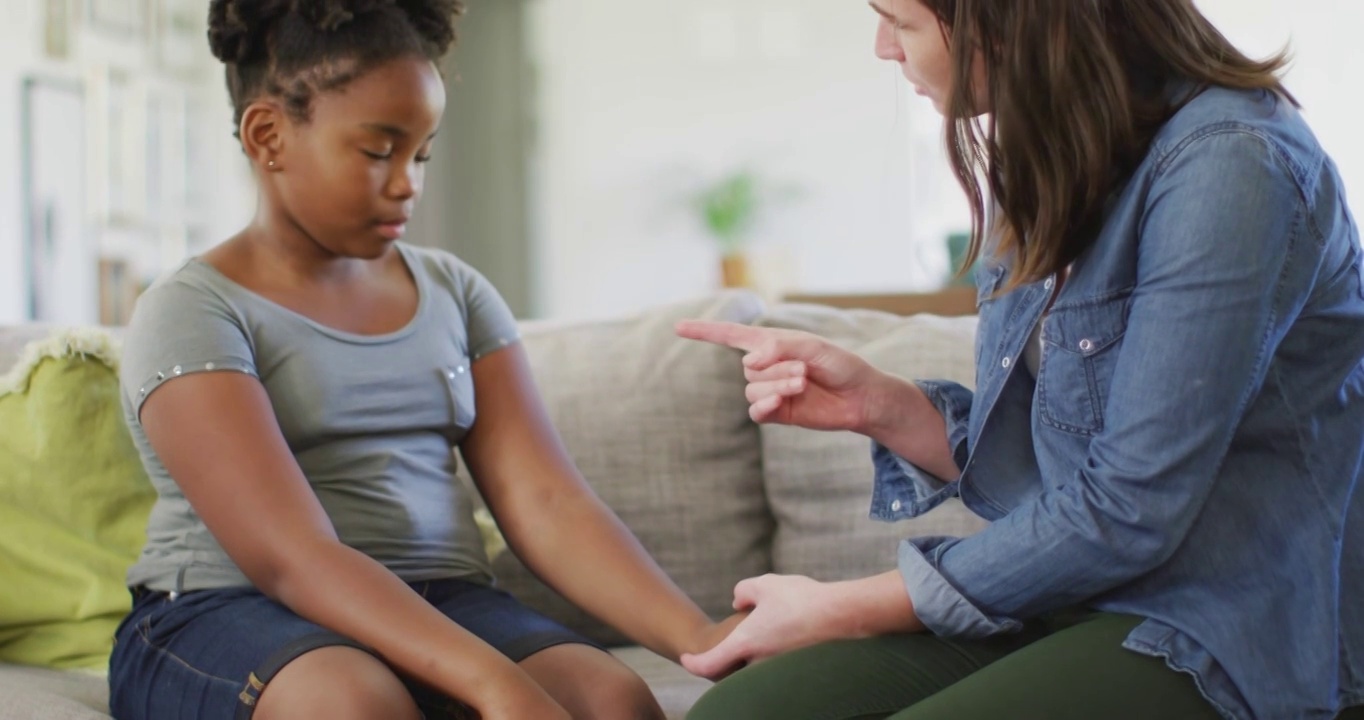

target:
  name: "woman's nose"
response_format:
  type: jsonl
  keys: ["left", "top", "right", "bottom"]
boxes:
{"left": 873, "top": 19, "right": 904, "bottom": 62}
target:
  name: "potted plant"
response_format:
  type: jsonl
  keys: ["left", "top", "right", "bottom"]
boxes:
{"left": 692, "top": 169, "right": 797, "bottom": 288}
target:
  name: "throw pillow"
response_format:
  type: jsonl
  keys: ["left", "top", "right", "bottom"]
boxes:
{"left": 0, "top": 330, "right": 154, "bottom": 671}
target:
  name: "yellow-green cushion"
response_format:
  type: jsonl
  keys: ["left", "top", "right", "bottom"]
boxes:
{"left": 0, "top": 331, "right": 153, "bottom": 671}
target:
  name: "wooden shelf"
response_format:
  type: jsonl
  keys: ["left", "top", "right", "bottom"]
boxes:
{"left": 782, "top": 285, "right": 978, "bottom": 317}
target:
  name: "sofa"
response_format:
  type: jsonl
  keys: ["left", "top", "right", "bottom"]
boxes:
{"left": 0, "top": 290, "right": 988, "bottom": 720}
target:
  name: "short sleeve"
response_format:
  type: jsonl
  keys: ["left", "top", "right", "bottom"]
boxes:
{"left": 456, "top": 263, "right": 521, "bottom": 361}
{"left": 120, "top": 276, "right": 257, "bottom": 421}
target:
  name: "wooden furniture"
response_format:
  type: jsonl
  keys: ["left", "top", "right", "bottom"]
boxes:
{"left": 783, "top": 286, "right": 978, "bottom": 317}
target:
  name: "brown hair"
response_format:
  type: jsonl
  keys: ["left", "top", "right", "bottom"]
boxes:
{"left": 920, "top": 0, "right": 1295, "bottom": 287}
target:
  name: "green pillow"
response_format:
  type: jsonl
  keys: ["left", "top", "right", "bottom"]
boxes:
{"left": 0, "top": 330, "right": 154, "bottom": 671}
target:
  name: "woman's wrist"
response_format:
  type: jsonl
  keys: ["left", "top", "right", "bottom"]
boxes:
{"left": 825, "top": 572, "right": 922, "bottom": 639}
{"left": 858, "top": 371, "right": 927, "bottom": 445}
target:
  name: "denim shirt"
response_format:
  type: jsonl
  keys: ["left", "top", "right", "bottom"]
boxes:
{"left": 872, "top": 85, "right": 1364, "bottom": 720}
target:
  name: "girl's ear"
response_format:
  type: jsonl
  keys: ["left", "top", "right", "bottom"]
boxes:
{"left": 240, "top": 100, "right": 286, "bottom": 171}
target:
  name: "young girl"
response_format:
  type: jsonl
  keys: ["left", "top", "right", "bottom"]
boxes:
{"left": 108, "top": 2, "right": 736, "bottom": 719}
{"left": 678, "top": 1, "right": 1364, "bottom": 719}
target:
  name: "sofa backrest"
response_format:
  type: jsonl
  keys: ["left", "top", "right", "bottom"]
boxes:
{"left": 0, "top": 292, "right": 989, "bottom": 649}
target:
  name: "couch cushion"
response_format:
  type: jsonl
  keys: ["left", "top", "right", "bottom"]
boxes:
{"left": 0, "top": 326, "right": 59, "bottom": 375}
{"left": 610, "top": 647, "right": 711, "bottom": 720}
{"left": 0, "top": 330, "right": 154, "bottom": 671}
{"left": 469, "top": 291, "right": 774, "bottom": 646}
{"left": 755, "top": 304, "right": 988, "bottom": 581}
{"left": 0, "top": 665, "right": 110, "bottom": 720}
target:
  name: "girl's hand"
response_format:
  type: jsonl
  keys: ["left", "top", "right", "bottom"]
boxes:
{"left": 675, "top": 321, "right": 886, "bottom": 432}
{"left": 678, "top": 575, "right": 847, "bottom": 680}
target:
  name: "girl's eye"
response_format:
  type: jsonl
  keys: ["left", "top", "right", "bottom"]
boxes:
{"left": 416, "top": 154, "right": 433, "bottom": 164}
{"left": 363, "top": 150, "right": 392, "bottom": 160}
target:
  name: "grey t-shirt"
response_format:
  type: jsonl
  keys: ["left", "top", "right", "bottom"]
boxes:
{"left": 120, "top": 242, "right": 520, "bottom": 593}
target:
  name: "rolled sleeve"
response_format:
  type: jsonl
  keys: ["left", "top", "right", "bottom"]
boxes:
{"left": 898, "top": 537, "right": 1022, "bottom": 638}
{"left": 870, "top": 380, "right": 974, "bottom": 520}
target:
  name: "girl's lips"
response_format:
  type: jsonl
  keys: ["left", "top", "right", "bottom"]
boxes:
{"left": 376, "top": 221, "right": 407, "bottom": 239}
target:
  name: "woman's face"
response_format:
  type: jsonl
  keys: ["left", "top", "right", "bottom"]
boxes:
{"left": 871, "top": 0, "right": 987, "bottom": 116}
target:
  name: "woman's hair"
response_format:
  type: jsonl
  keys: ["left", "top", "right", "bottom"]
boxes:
{"left": 207, "top": 0, "right": 465, "bottom": 137}
{"left": 921, "top": 0, "right": 1294, "bottom": 287}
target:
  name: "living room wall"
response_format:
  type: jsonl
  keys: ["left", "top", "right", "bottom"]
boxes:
{"left": 1, "top": 0, "right": 1359, "bottom": 324}
{"left": 526, "top": 0, "right": 1364, "bottom": 321}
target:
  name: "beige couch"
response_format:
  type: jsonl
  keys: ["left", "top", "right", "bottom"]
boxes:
{"left": 0, "top": 290, "right": 986, "bottom": 720}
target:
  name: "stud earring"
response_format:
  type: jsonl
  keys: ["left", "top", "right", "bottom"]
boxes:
{"left": 267, "top": 160, "right": 276, "bottom": 168}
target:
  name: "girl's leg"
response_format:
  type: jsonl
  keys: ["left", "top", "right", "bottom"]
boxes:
{"left": 254, "top": 646, "right": 420, "bottom": 720}
{"left": 888, "top": 614, "right": 1220, "bottom": 720}
{"left": 109, "top": 587, "right": 418, "bottom": 720}
{"left": 519, "top": 644, "right": 664, "bottom": 720}
{"left": 685, "top": 628, "right": 1043, "bottom": 720}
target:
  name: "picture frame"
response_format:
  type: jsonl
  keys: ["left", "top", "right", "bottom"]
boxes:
{"left": 145, "top": 83, "right": 188, "bottom": 224}
{"left": 94, "top": 66, "right": 147, "bottom": 229}
{"left": 44, "top": 0, "right": 74, "bottom": 60}
{"left": 21, "top": 76, "right": 96, "bottom": 324}
{"left": 86, "top": 0, "right": 146, "bottom": 39}
{"left": 97, "top": 257, "right": 140, "bottom": 326}
{"left": 149, "top": 0, "right": 202, "bottom": 75}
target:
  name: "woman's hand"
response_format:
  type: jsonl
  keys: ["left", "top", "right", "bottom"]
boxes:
{"left": 679, "top": 572, "right": 924, "bottom": 680}
{"left": 675, "top": 320, "right": 887, "bottom": 433}
{"left": 677, "top": 320, "right": 961, "bottom": 480}
{"left": 673, "top": 612, "right": 750, "bottom": 678}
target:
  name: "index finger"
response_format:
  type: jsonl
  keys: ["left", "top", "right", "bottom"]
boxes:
{"left": 675, "top": 320, "right": 770, "bottom": 352}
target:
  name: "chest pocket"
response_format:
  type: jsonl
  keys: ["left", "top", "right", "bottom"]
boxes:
{"left": 443, "top": 357, "right": 477, "bottom": 433}
{"left": 1037, "top": 296, "right": 1130, "bottom": 436}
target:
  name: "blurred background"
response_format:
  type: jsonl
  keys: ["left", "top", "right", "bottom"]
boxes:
{"left": 0, "top": 0, "right": 1360, "bottom": 324}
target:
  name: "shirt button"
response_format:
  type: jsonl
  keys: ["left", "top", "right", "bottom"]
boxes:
{"left": 1044, "top": 277, "right": 1055, "bottom": 290}
{"left": 891, "top": 500, "right": 903, "bottom": 512}
{"left": 1079, "top": 338, "right": 1095, "bottom": 353}
{"left": 1002, "top": 357, "right": 1012, "bottom": 369}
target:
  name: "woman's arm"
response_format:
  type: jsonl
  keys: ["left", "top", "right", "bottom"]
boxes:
{"left": 674, "top": 320, "right": 964, "bottom": 482}
{"left": 884, "top": 128, "right": 1318, "bottom": 639}
{"left": 460, "top": 344, "right": 738, "bottom": 661}
{"left": 140, "top": 372, "right": 565, "bottom": 720}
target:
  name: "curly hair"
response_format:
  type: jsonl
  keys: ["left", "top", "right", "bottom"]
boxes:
{"left": 207, "top": 0, "right": 465, "bottom": 137}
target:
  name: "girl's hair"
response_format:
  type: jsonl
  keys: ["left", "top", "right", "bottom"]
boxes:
{"left": 921, "top": 0, "right": 1294, "bottom": 287}
{"left": 207, "top": 0, "right": 465, "bottom": 137}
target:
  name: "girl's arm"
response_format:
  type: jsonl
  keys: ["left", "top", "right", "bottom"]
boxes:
{"left": 460, "top": 343, "right": 738, "bottom": 662}
{"left": 140, "top": 372, "right": 567, "bottom": 720}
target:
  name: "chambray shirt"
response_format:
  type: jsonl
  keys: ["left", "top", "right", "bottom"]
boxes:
{"left": 874, "top": 85, "right": 1364, "bottom": 720}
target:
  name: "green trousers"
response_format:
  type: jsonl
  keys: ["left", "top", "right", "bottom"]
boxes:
{"left": 687, "top": 613, "right": 1364, "bottom": 720}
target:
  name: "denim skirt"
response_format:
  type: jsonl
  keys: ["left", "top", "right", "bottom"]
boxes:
{"left": 108, "top": 577, "right": 599, "bottom": 719}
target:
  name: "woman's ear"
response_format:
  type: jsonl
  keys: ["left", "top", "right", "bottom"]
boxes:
{"left": 239, "top": 101, "right": 285, "bottom": 171}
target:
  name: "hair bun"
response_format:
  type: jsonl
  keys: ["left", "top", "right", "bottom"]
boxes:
{"left": 297, "top": 0, "right": 398, "bottom": 32}
{"left": 394, "top": 0, "right": 463, "bottom": 56}
{"left": 207, "top": 0, "right": 292, "bottom": 64}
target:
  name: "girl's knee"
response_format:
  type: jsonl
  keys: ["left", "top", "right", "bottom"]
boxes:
{"left": 254, "top": 645, "right": 420, "bottom": 720}
{"left": 569, "top": 664, "right": 662, "bottom": 720}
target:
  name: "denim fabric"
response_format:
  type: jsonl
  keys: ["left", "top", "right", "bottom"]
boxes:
{"left": 871, "top": 85, "right": 1364, "bottom": 720}
{"left": 108, "top": 578, "right": 601, "bottom": 719}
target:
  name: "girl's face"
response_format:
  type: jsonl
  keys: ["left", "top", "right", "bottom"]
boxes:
{"left": 268, "top": 56, "right": 446, "bottom": 259}
{"left": 871, "top": 0, "right": 987, "bottom": 116}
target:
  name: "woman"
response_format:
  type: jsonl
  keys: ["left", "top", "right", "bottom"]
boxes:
{"left": 108, "top": 2, "right": 737, "bottom": 719}
{"left": 677, "top": 1, "right": 1364, "bottom": 718}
